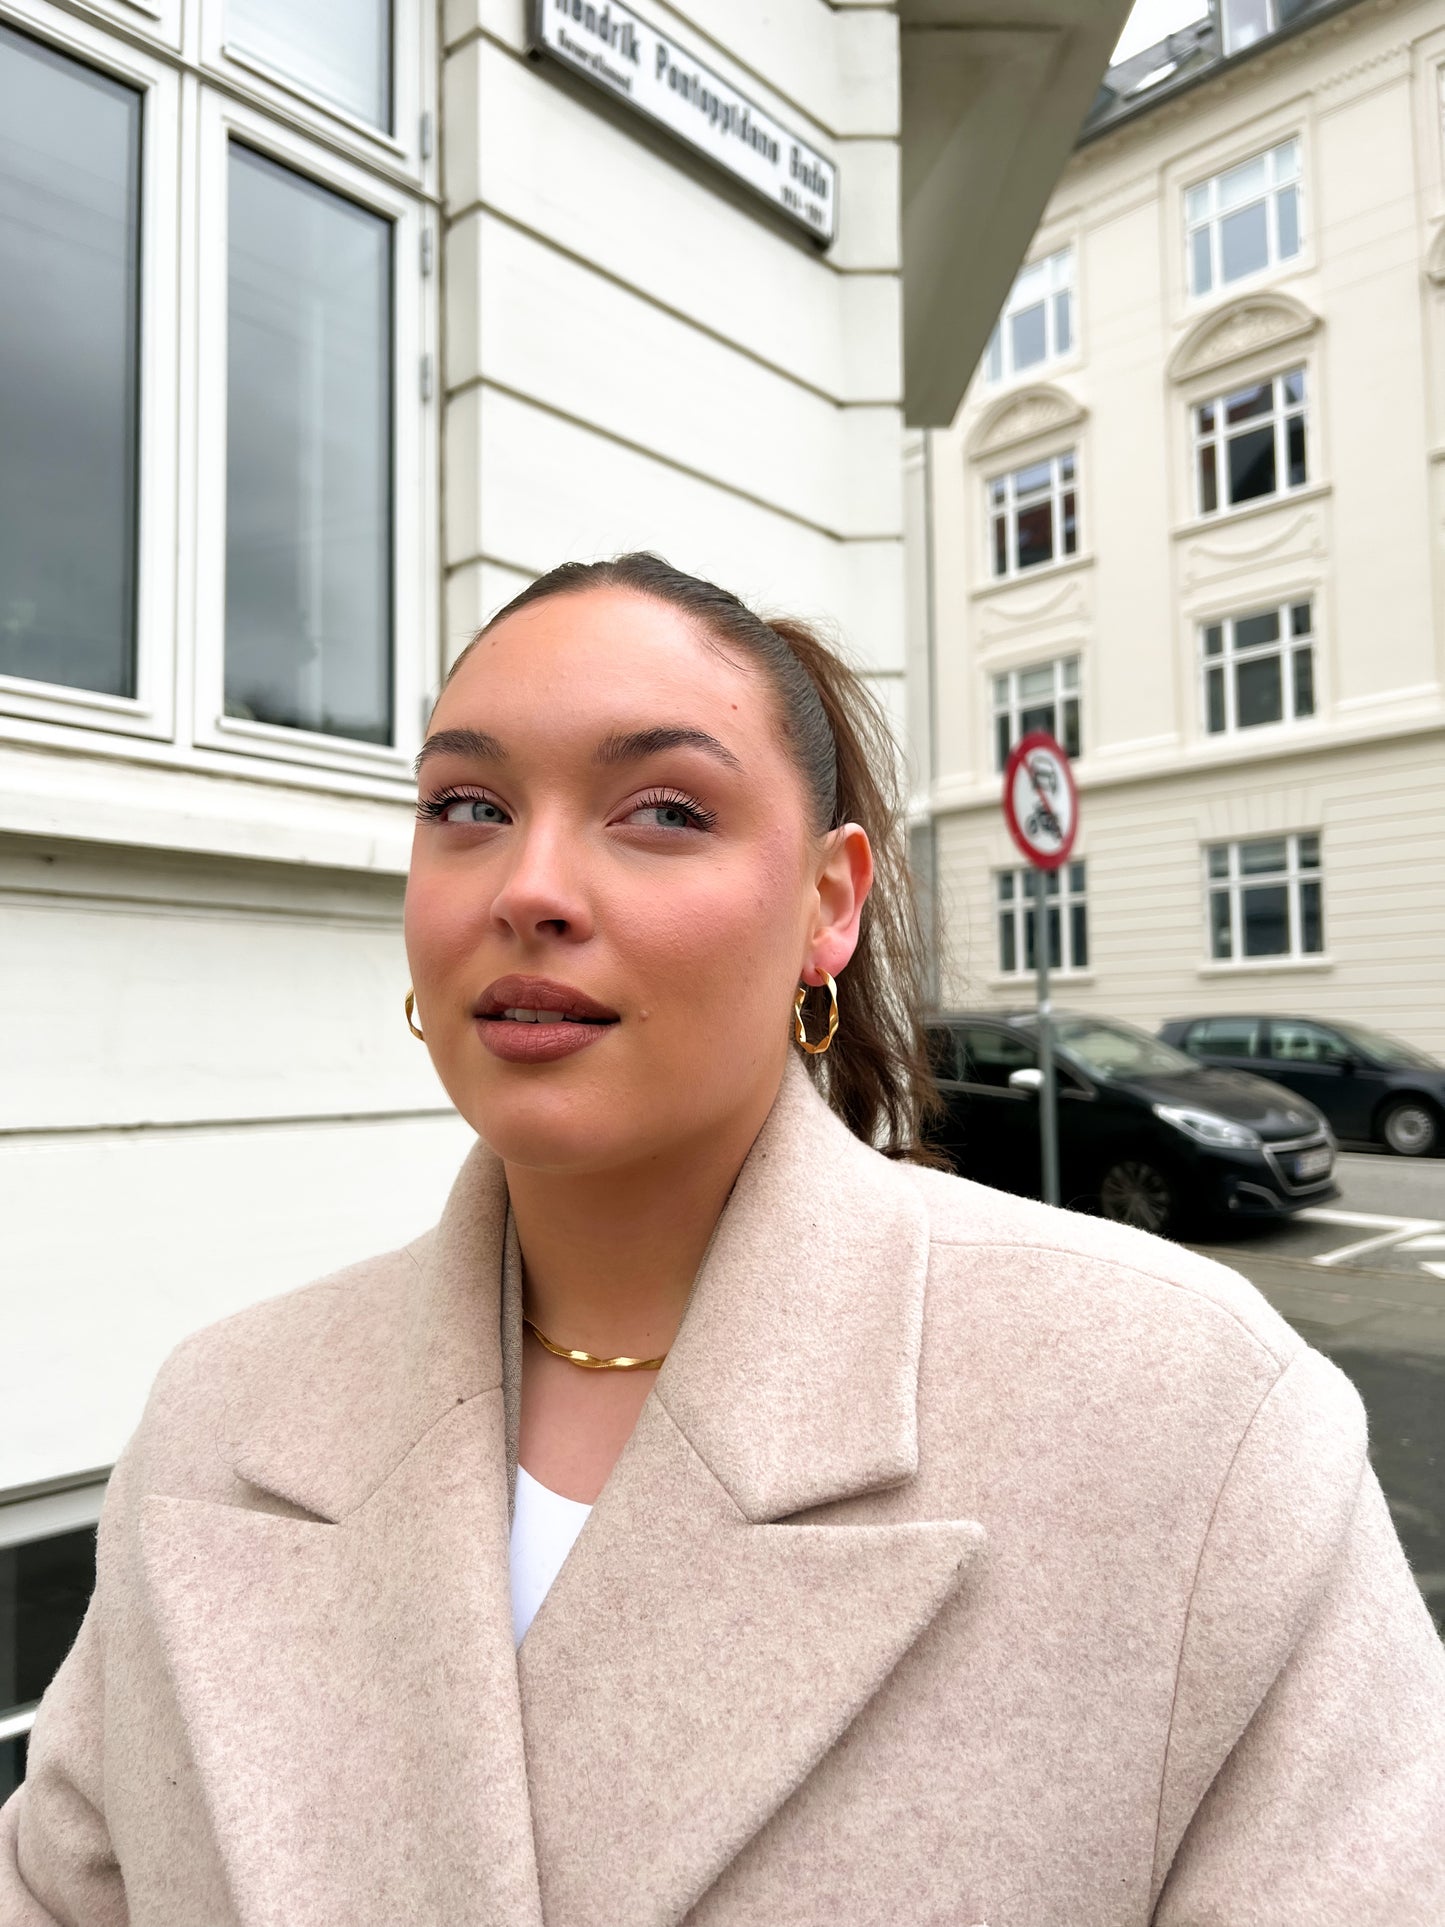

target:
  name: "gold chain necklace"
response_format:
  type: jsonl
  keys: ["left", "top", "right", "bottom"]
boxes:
{"left": 522, "top": 1316, "right": 667, "bottom": 1372}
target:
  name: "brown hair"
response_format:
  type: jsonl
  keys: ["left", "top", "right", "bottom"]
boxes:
{"left": 446, "top": 553, "right": 941, "bottom": 1164}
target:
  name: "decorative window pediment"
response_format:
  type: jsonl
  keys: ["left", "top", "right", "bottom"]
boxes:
{"left": 1167, "top": 292, "right": 1320, "bottom": 384}
{"left": 967, "top": 384, "right": 1086, "bottom": 461}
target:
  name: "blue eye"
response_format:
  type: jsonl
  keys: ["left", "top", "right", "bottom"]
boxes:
{"left": 624, "top": 791, "right": 717, "bottom": 833}
{"left": 416, "top": 790, "right": 510, "bottom": 825}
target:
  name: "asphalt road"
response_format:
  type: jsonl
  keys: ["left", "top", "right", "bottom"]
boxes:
{"left": 1190, "top": 1148, "right": 1445, "bottom": 1633}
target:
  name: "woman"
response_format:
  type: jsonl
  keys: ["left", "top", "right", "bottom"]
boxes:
{"left": 4, "top": 554, "right": 1443, "bottom": 1927}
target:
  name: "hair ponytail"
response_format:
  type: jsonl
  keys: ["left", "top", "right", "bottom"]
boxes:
{"left": 448, "top": 553, "right": 943, "bottom": 1163}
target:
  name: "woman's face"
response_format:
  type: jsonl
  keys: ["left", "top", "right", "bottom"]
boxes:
{"left": 404, "top": 587, "right": 870, "bottom": 1174}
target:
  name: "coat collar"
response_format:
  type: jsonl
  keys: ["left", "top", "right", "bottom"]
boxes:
{"left": 138, "top": 1056, "right": 984, "bottom": 1927}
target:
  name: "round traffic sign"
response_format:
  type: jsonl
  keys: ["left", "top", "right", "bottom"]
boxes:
{"left": 1002, "top": 731, "right": 1078, "bottom": 870}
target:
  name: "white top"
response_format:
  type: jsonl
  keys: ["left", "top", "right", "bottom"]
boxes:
{"left": 509, "top": 1464, "right": 593, "bottom": 1647}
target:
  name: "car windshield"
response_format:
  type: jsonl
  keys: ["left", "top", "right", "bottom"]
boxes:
{"left": 1331, "top": 1021, "right": 1440, "bottom": 1070}
{"left": 1044, "top": 1016, "right": 1197, "bottom": 1081}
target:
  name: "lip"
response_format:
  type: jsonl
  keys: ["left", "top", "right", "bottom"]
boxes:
{"left": 474, "top": 976, "right": 620, "bottom": 1023}
{"left": 474, "top": 974, "right": 620, "bottom": 1064}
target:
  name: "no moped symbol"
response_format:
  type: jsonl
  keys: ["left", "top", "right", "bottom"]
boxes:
{"left": 1002, "top": 732, "right": 1078, "bottom": 872}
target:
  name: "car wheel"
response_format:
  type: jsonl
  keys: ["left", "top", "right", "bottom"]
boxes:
{"left": 1098, "top": 1158, "right": 1178, "bottom": 1236}
{"left": 1378, "top": 1097, "right": 1440, "bottom": 1157}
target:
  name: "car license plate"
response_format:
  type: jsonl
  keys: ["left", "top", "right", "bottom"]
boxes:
{"left": 1294, "top": 1146, "right": 1331, "bottom": 1179}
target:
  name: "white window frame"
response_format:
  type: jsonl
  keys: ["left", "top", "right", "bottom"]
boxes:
{"left": 983, "top": 245, "right": 1076, "bottom": 387}
{"left": 1185, "top": 137, "right": 1303, "bottom": 300}
{"left": 1205, "top": 832, "right": 1324, "bottom": 963}
{"left": 0, "top": 2, "right": 180, "bottom": 744}
{"left": 1192, "top": 366, "right": 1307, "bottom": 518}
{"left": 991, "top": 656, "right": 1081, "bottom": 772}
{"left": 192, "top": 88, "right": 434, "bottom": 784}
{"left": 1200, "top": 599, "right": 1316, "bottom": 736}
{"left": 198, "top": 0, "right": 431, "bottom": 182}
{"left": 996, "top": 860, "right": 1089, "bottom": 977}
{"left": 988, "top": 450, "right": 1078, "bottom": 579}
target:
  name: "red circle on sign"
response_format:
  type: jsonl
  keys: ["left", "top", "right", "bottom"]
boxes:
{"left": 1002, "top": 731, "right": 1079, "bottom": 871}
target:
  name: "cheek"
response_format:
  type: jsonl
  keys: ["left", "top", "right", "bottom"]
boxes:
{"left": 607, "top": 834, "right": 805, "bottom": 995}
{"left": 402, "top": 852, "right": 490, "bottom": 980}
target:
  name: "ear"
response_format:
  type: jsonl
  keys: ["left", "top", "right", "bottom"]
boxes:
{"left": 802, "top": 823, "right": 874, "bottom": 985}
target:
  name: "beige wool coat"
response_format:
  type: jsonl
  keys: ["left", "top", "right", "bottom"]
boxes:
{"left": 4, "top": 1056, "right": 1444, "bottom": 1927}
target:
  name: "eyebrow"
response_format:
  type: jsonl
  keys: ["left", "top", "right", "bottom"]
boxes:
{"left": 413, "top": 723, "right": 744, "bottom": 780}
{"left": 412, "top": 728, "right": 506, "bottom": 778}
{"left": 593, "top": 726, "right": 744, "bottom": 775}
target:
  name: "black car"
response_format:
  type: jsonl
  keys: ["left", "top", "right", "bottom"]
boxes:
{"left": 925, "top": 1009, "right": 1339, "bottom": 1238}
{"left": 1158, "top": 1015, "right": 1445, "bottom": 1157}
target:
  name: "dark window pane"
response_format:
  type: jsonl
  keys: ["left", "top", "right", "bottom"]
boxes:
{"left": 989, "top": 477, "right": 1007, "bottom": 508}
{"left": 1023, "top": 905, "right": 1037, "bottom": 971}
{"left": 1293, "top": 646, "right": 1315, "bottom": 717}
{"left": 1062, "top": 696, "right": 1081, "bottom": 757}
{"left": 1054, "top": 290, "right": 1072, "bottom": 355}
{"left": 998, "top": 870, "right": 1015, "bottom": 903}
{"left": 1071, "top": 902, "right": 1088, "bottom": 969}
{"left": 1220, "top": 200, "right": 1269, "bottom": 283}
{"left": 1197, "top": 1017, "right": 1260, "bottom": 1055}
{"left": 1014, "top": 501, "right": 1055, "bottom": 571}
{"left": 1196, "top": 400, "right": 1217, "bottom": 434}
{"left": 1225, "top": 382, "right": 1272, "bottom": 425}
{"left": 1046, "top": 904, "right": 1063, "bottom": 970}
{"left": 1000, "top": 913, "right": 1016, "bottom": 973}
{"left": 995, "top": 712, "right": 1012, "bottom": 771}
{"left": 1287, "top": 412, "right": 1307, "bottom": 487}
{"left": 1020, "top": 701, "right": 1055, "bottom": 740}
{"left": 1242, "top": 882, "right": 1290, "bottom": 956}
{"left": 1283, "top": 368, "right": 1306, "bottom": 405}
{"left": 225, "top": 144, "right": 394, "bottom": 745}
{"left": 1059, "top": 452, "right": 1076, "bottom": 484}
{"left": 0, "top": 1527, "right": 97, "bottom": 1716}
{"left": 1069, "top": 860, "right": 1085, "bottom": 893}
{"left": 1241, "top": 836, "right": 1287, "bottom": 875}
{"left": 1234, "top": 609, "right": 1280, "bottom": 651}
{"left": 1210, "top": 889, "right": 1232, "bottom": 958}
{"left": 993, "top": 513, "right": 1008, "bottom": 578}
{"left": 1228, "top": 423, "right": 1277, "bottom": 503}
{"left": 1277, "top": 183, "right": 1300, "bottom": 257}
{"left": 1298, "top": 832, "right": 1321, "bottom": 868}
{"left": 1191, "top": 226, "right": 1213, "bottom": 296}
{"left": 1203, "top": 623, "right": 1224, "bottom": 657}
{"left": 0, "top": 25, "right": 141, "bottom": 697}
{"left": 0, "top": 1732, "right": 27, "bottom": 1804}
{"left": 1207, "top": 844, "right": 1230, "bottom": 879}
{"left": 1290, "top": 601, "right": 1312, "bottom": 635}
{"left": 1199, "top": 443, "right": 1218, "bottom": 513}
{"left": 226, "top": 0, "right": 393, "bottom": 131}
{"left": 1301, "top": 878, "right": 1323, "bottom": 953}
{"left": 1010, "top": 301, "right": 1046, "bottom": 370}
{"left": 1206, "top": 665, "right": 1227, "bottom": 733}
{"left": 1236, "top": 654, "right": 1284, "bottom": 727}
{"left": 1062, "top": 491, "right": 1078, "bottom": 555}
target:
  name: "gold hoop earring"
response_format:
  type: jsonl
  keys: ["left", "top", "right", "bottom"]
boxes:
{"left": 793, "top": 969, "right": 839, "bottom": 1056}
{"left": 404, "top": 988, "right": 425, "bottom": 1041}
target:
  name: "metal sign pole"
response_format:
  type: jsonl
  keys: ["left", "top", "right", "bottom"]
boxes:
{"left": 1034, "top": 862, "right": 1060, "bottom": 1206}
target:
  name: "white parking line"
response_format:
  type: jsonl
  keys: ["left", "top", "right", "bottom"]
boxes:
{"left": 1294, "top": 1208, "right": 1445, "bottom": 1268}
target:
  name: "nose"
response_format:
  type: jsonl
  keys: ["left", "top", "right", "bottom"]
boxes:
{"left": 488, "top": 816, "right": 594, "bottom": 946}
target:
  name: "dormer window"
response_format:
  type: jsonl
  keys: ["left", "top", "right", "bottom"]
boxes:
{"left": 1221, "top": 0, "right": 1313, "bottom": 57}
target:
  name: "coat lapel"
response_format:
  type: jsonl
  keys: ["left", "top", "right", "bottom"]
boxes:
{"left": 136, "top": 1147, "right": 546, "bottom": 1927}
{"left": 517, "top": 1059, "right": 985, "bottom": 1927}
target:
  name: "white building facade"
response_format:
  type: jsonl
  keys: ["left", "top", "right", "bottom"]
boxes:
{"left": 910, "top": 0, "right": 1445, "bottom": 1065}
{"left": 0, "top": 0, "right": 1133, "bottom": 1782}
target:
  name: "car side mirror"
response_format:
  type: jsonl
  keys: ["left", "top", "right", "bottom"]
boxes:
{"left": 1009, "top": 1067, "right": 1043, "bottom": 1094}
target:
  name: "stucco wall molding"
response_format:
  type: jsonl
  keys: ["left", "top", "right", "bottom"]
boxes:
{"left": 1167, "top": 291, "right": 1321, "bottom": 384}
{"left": 966, "top": 383, "right": 1086, "bottom": 460}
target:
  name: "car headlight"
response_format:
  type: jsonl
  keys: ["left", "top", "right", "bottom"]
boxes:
{"left": 1153, "top": 1104, "right": 1261, "bottom": 1150}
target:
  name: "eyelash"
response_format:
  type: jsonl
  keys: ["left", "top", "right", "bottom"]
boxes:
{"left": 413, "top": 786, "right": 718, "bottom": 831}
{"left": 414, "top": 786, "right": 504, "bottom": 824}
